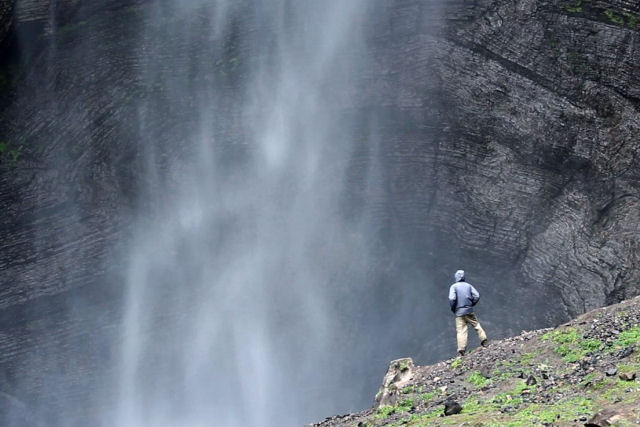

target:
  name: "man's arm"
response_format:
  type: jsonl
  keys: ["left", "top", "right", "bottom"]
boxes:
{"left": 448, "top": 285, "right": 457, "bottom": 312}
{"left": 470, "top": 285, "right": 480, "bottom": 306}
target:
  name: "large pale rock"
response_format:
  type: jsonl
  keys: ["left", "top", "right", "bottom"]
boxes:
{"left": 374, "top": 358, "right": 414, "bottom": 408}
{"left": 585, "top": 408, "right": 625, "bottom": 426}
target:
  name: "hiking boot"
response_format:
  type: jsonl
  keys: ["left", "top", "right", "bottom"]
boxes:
{"left": 481, "top": 339, "right": 489, "bottom": 347}
{"left": 457, "top": 350, "right": 465, "bottom": 357}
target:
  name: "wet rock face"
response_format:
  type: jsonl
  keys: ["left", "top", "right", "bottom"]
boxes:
{"left": 432, "top": 0, "right": 640, "bottom": 322}
{"left": 0, "top": 0, "right": 12, "bottom": 44}
{"left": 14, "top": 0, "right": 146, "bottom": 28}
{"left": 362, "top": 0, "right": 640, "bottom": 327}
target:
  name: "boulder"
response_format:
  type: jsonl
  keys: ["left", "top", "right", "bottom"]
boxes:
{"left": 444, "top": 400, "right": 462, "bottom": 416}
{"left": 374, "top": 358, "right": 414, "bottom": 408}
{"left": 585, "top": 409, "right": 624, "bottom": 426}
{"left": 618, "top": 372, "right": 636, "bottom": 381}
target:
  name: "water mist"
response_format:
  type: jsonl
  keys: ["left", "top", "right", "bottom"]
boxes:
{"left": 111, "top": 1, "right": 378, "bottom": 425}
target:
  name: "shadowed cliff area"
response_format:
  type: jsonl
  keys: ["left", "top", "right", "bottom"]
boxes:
{"left": 0, "top": 0, "right": 637, "bottom": 425}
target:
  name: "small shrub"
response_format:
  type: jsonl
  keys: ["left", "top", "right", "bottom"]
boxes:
{"left": 467, "top": 371, "right": 489, "bottom": 387}
{"left": 545, "top": 328, "right": 580, "bottom": 344}
{"left": 374, "top": 405, "right": 395, "bottom": 419}
{"left": 513, "top": 380, "right": 535, "bottom": 395}
{"left": 554, "top": 344, "right": 581, "bottom": 362}
{"left": 580, "top": 372, "right": 597, "bottom": 386}
{"left": 605, "top": 9, "right": 625, "bottom": 25}
{"left": 418, "top": 391, "right": 437, "bottom": 402}
{"left": 493, "top": 392, "right": 523, "bottom": 406}
{"left": 401, "top": 385, "right": 417, "bottom": 394}
{"left": 615, "top": 326, "right": 640, "bottom": 348}
{"left": 580, "top": 338, "right": 602, "bottom": 352}
{"left": 563, "top": 1, "right": 583, "bottom": 13}
{"left": 624, "top": 12, "right": 638, "bottom": 28}
{"left": 374, "top": 398, "right": 413, "bottom": 419}
{"left": 520, "top": 352, "right": 535, "bottom": 365}
{"left": 545, "top": 329, "right": 602, "bottom": 362}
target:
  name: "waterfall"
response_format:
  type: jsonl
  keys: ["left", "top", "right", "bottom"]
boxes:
{"left": 111, "top": 1, "right": 378, "bottom": 425}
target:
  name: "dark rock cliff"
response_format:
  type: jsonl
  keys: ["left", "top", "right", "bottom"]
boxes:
{"left": 358, "top": 0, "right": 639, "bottom": 325}
{"left": 435, "top": 0, "right": 639, "bottom": 319}
{"left": 0, "top": 0, "right": 637, "bottom": 423}
{"left": 0, "top": 0, "right": 12, "bottom": 45}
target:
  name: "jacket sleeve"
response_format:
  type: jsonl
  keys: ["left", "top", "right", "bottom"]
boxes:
{"left": 470, "top": 285, "right": 480, "bottom": 306}
{"left": 448, "top": 285, "right": 457, "bottom": 312}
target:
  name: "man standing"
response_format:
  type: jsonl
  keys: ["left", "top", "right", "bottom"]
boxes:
{"left": 449, "top": 270, "right": 488, "bottom": 356}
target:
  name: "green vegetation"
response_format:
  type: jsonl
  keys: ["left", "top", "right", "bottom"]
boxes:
{"left": 589, "top": 378, "right": 607, "bottom": 391}
{"left": 418, "top": 391, "right": 437, "bottom": 403}
{"left": 513, "top": 396, "right": 592, "bottom": 424}
{"left": 397, "top": 360, "right": 411, "bottom": 371}
{"left": 467, "top": 371, "right": 490, "bottom": 388}
{"left": 493, "top": 391, "right": 523, "bottom": 406}
{"left": 450, "top": 358, "right": 462, "bottom": 370}
{"left": 511, "top": 379, "right": 535, "bottom": 395}
{"left": 0, "top": 140, "right": 22, "bottom": 164}
{"left": 622, "top": 12, "right": 638, "bottom": 28}
{"left": 618, "top": 363, "right": 639, "bottom": 374}
{"left": 379, "top": 364, "right": 637, "bottom": 427}
{"left": 562, "top": 0, "right": 584, "bottom": 13}
{"left": 604, "top": 9, "right": 638, "bottom": 28}
{"left": 605, "top": 9, "right": 625, "bottom": 25}
{"left": 602, "top": 378, "right": 638, "bottom": 403}
{"left": 374, "top": 398, "right": 414, "bottom": 420}
{"left": 580, "top": 372, "right": 598, "bottom": 386}
{"left": 352, "top": 303, "right": 640, "bottom": 427}
{"left": 374, "top": 405, "right": 395, "bottom": 419}
{"left": 400, "top": 408, "right": 441, "bottom": 425}
{"left": 458, "top": 398, "right": 495, "bottom": 416}
{"left": 615, "top": 326, "right": 640, "bottom": 348}
{"left": 401, "top": 385, "right": 423, "bottom": 394}
{"left": 542, "top": 327, "right": 603, "bottom": 362}
{"left": 520, "top": 352, "right": 535, "bottom": 365}
{"left": 542, "top": 327, "right": 579, "bottom": 343}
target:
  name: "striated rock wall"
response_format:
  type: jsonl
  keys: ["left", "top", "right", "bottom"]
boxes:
{"left": 435, "top": 0, "right": 639, "bottom": 319}
{"left": 354, "top": 0, "right": 639, "bottom": 327}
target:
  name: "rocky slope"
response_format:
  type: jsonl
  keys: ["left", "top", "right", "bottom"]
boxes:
{"left": 314, "top": 295, "right": 640, "bottom": 426}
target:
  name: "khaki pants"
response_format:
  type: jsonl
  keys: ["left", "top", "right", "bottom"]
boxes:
{"left": 455, "top": 313, "right": 487, "bottom": 352}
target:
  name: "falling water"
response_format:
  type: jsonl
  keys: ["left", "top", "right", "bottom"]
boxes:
{"left": 111, "top": 1, "right": 379, "bottom": 425}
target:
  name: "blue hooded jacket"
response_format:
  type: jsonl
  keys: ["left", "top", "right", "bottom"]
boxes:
{"left": 448, "top": 271, "right": 480, "bottom": 316}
